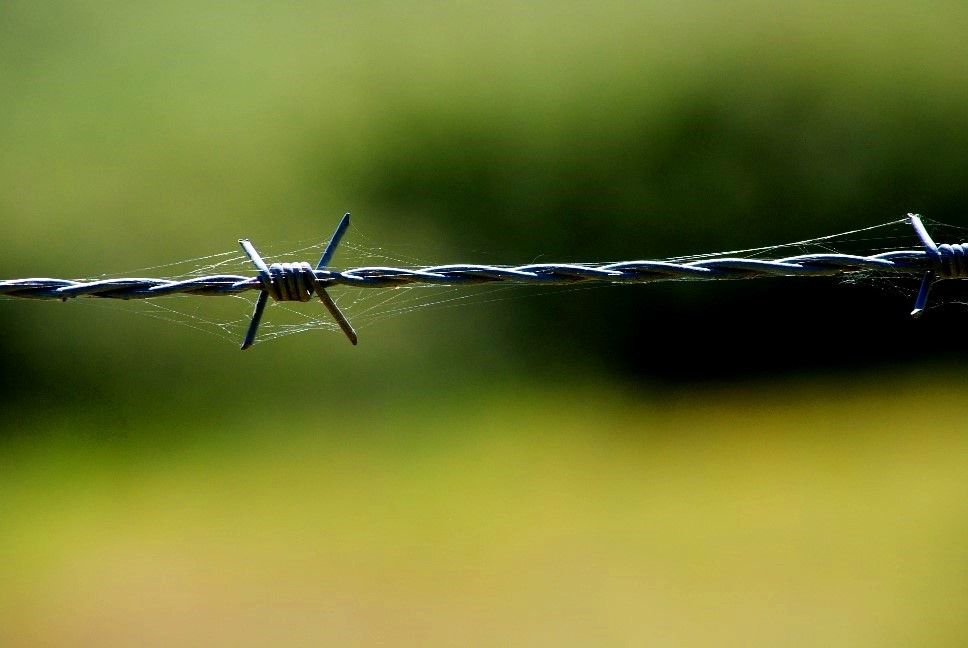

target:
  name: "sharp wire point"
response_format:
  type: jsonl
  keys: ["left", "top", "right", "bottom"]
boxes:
{"left": 314, "top": 212, "right": 356, "bottom": 345}
{"left": 240, "top": 238, "right": 271, "bottom": 276}
{"left": 238, "top": 238, "right": 274, "bottom": 348}
{"left": 241, "top": 291, "right": 269, "bottom": 350}
{"left": 908, "top": 213, "right": 939, "bottom": 255}
{"left": 907, "top": 214, "right": 948, "bottom": 317}
{"left": 317, "top": 212, "right": 351, "bottom": 270}
{"left": 318, "top": 287, "right": 358, "bottom": 345}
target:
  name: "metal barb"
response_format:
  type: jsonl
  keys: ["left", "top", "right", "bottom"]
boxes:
{"left": 314, "top": 213, "right": 358, "bottom": 346}
{"left": 238, "top": 215, "right": 358, "bottom": 350}
{"left": 317, "top": 212, "right": 351, "bottom": 270}
{"left": 908, "top": 213, "right": 939, "bottom": 319}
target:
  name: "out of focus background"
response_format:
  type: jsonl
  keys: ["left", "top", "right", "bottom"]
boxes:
{"left": 2, "top": 2, "right": 968, "bottom": 645}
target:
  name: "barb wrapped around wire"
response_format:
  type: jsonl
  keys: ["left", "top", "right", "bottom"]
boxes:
{"left": 0, "top": 213, "right": 965, "bottom": 349}
{"left": 237, "top": 213, "right": 357, "bottom": 349}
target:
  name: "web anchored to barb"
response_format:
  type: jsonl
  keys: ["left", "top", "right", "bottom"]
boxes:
{"left": 1, "top": 213, "right": 966, "bottom": 350}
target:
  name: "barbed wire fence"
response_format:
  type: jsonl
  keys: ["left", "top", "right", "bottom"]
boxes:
{"left": 1, "top": 213, "right": 964, "bottom": 349}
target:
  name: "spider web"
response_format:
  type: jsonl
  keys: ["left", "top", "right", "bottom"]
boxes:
{"left": 45, "top": 217, "right": 968, "bottom": 346}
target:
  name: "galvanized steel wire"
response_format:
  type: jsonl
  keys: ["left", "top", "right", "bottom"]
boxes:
{"left": 1, "top": 213, "right": 964, "bottom": 348}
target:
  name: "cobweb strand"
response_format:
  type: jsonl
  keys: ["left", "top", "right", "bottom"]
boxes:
{"left": 6, "top": 218, "right": 952, "bottom": 346}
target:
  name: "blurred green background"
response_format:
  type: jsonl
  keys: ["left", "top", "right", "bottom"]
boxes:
{"left": 2, "top": 1, "right": 968, "bottom": 645}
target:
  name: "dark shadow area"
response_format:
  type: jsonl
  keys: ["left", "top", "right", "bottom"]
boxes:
{"left": 324, "top": 84, "right": 968, "bottom": 381}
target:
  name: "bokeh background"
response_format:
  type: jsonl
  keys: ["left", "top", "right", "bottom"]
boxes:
{"left": 2, "top": 2, "right": 968, "bottom": 645}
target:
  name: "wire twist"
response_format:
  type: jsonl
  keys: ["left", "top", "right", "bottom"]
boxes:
{"left": 259, "top": 262, "right": 318, "bottom": 302}
{"left": 0, "top": 213, "right": 964, "bottom": 348}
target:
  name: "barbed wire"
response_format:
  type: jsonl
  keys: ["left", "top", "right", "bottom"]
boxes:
{"left": 1, "top": 214, "right": 964, "bottom": 349}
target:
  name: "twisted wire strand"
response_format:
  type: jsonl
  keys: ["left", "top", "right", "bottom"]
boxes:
{"left": 1, "top": 213, "right": 964, "bottom": 347}
{"left": 0, "top": 249, "right": 949, "bottom": 299}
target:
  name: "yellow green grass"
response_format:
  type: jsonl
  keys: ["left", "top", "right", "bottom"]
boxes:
{"left": 2, "top": 370, "right": 966, "bottom": 646}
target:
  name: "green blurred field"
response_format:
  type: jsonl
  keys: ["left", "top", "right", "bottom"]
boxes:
{"left": 2, "top": 371, "right": 966, "bottom": 647}
{"left": 4, "top": 2, "right": 968, "bottom": 645}
{"left": 4, "top": 0, "right": 968, "bottom": 262}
